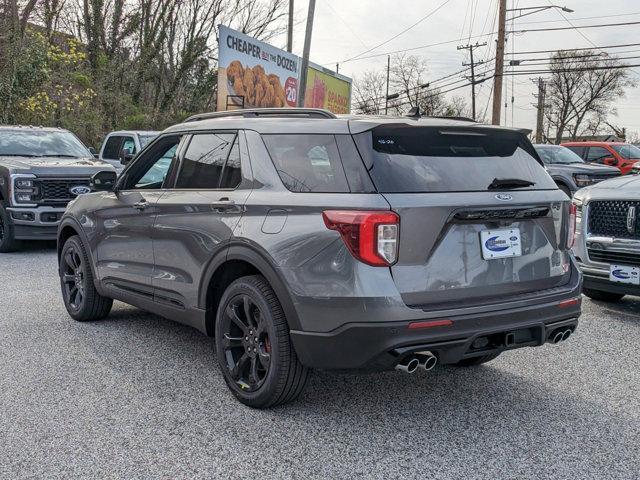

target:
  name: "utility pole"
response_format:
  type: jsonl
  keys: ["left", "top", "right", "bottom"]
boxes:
{"left": 385, "top": 55, "right": 390, "bottom": 114}
{"left": 534, "top": 77, "right": 546, "bottom": 143}
{"left": 491, "top": 0, "right": 507, "bottom": 125}
{"left": 458, "top": 41, "right": 487, "bottom": 120}
{"left": 287, "top": 0, "right": 294, "bottom": 52}
{"left": 297, "top": 0, "right": 316, "bottom": 107}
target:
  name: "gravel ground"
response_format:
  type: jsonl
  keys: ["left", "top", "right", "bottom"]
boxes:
{"left": 1, "top": 244, "right": 639, "bottom": 479}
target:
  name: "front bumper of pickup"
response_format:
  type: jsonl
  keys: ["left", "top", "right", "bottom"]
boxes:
{"left": 579, "top": 263, "right": 640, "bottom": 296}
{"left": 6, "top": 206, "right": 65, "bottom": 240}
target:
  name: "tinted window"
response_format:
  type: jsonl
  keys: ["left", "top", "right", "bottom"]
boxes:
{"left": 262, "top": 135, "right": 350, "bottom": 193}
{"left": 127, "top": 136, "right": 181, "bottom": 190}
{"left": 220, "top": 139, "right": 242, "bottom": 188}
{"left": 586, "top": 147, "right": 611, "bottom": 163}
{"left": 176, "top": 133, "right": 235, "bottom": 189}
{"left": 103, "top": 136, "right": 123, "bottom": 159}
{"left": 354, "top": 126, "right": 556, "bottom": 193}
{"left": 135, "top": 145, "right": 177, "bottom": 188}
{"left": 0, "top": 130, "right": 91, "bottom": 158}
{"left": 565, "top": 145, "right": 586, "bottom": 158}
{"left": 122, "top": 136, "right": 136, "bottom": 155}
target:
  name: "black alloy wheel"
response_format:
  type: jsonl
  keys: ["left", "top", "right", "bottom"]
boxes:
{"left": 215, "top": 275, "right": 309, "bottom": 408}
{"left": 59, "top": 235, "right": 112, "bottom": 321}
{"left": 220, "top": 294, "right": 272, "bottom": 392}
{"left": 61, "top": 244, "right": 86, "bottom": 311}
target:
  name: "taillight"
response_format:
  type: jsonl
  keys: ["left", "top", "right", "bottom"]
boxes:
{"left": 322, "top": 210, "right": 399, "bottom": 266}
{"left": 568, "top": 203, "right": 577, "bottom": 248}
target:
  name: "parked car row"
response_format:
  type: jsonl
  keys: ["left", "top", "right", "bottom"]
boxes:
{"left": 1, "top": 110, "right": 638, "bottom": 409}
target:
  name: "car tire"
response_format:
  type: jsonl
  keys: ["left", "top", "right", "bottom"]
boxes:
{"left": 0, "top": 201, "right": 20, "bottom": 253}
{"left": 582, "top": 288, "right": 625, "bottom": 302}
{"left": 215, "top": 275, "right": 309, "bottom": 408}
{"left": 59, "top": 235, "right": 113, "bottom": 321}
{"left": 453, "top": 352, "right": 501, "bottom": 367}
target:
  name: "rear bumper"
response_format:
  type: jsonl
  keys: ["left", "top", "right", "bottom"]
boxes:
{"left": 291, "top": 296, "right": 581, "bottom": 369}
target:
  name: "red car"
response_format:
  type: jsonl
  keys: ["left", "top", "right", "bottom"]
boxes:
{"left": 561, "top": 142, "right": 640, "bottom": 175}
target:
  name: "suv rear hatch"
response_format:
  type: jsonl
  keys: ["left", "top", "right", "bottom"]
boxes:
{"left": 352, "top": 123, "right": 572, "bottom": 308}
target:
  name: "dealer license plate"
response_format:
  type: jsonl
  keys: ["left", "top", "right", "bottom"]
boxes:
{"left": 609, "top": 264, "right": 640, "bottom": 285}
{"left": 480, "top": 228, "right": 522, "bottom": 260}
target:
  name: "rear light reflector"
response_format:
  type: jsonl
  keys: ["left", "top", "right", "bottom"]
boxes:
{"left": 568, "top": 203, "right": 577, "bottom": 248}
{"left": 322, "top": 210, "right": 399, "bottom": 266}
{"left": 558, "top": 297, "right": 580, "bottom": 308}
{"left": 408, "top": 319, "right": 453, "bottom": 330}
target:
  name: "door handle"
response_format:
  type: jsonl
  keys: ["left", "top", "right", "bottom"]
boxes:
{"left": 133, "top": 200, "right": 148, "bottom": 210}
{"left": 211, "top": 198, "right": 236, "bottom": 210}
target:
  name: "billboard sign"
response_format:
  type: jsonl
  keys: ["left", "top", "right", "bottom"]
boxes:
{"left": 304, "top": 63, "right": 352, "bottom": 114}
{"left": 217, "top": 25, "right": 300, "bottom": 110}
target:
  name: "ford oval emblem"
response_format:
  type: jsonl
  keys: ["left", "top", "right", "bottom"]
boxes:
{"left": 495, "top": 193, "right": 513, "bottom": 201}
{"left": 70, "top": 185, "right": 91, "bottom": 195}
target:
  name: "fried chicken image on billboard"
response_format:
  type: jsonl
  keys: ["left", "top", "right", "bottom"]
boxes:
{"left": 226, "top": 60, "right": 288, "bottom": 108}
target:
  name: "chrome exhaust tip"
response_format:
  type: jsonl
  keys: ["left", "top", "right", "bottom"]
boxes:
{"left": 395, "top": 356, "right": 420, "bottom": 374}
{"left": 552, "top": 331, "right": 564, "bottom": 344}
{"left": 562, "top": 329, "right": 572, "bottom": 341}
{"left": 416, "top": 351, "right": 438, "bottom": 371}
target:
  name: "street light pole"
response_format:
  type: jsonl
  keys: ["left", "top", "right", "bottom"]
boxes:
{"left": 287, "top": 0, "right": 294, "bottom": 53}
{"left": 491, "top": 3, "right": 574, "bottom": 125}
{"left": 491, "top": 0, "right": 507, "bottom": 125}
{"left": 297, "top": 0, "right": 316, "bottom": 107}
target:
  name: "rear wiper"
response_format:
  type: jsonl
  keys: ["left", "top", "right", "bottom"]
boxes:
{"left": 488, "top": 178, "right": 536, "bottom": 190}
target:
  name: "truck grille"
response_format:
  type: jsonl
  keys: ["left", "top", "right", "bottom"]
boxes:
{"left": 588, "top": 200, "right": 640, "bottom": 239}
{"left": 588, "top": 248, "right": 640, "bottom": 266}
{"left": 36, "top": 178, "right": 90, "bottom": 204}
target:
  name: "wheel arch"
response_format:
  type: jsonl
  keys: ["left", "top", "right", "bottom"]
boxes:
{"left": 199, "top": 243, "right": 302, "bottom": 336}
{"left": 57, "top": 217, "right": 101, "bottom": 289}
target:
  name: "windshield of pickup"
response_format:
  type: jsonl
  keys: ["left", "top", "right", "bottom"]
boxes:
{"left": 536, "top": 145, "right": 584, "bottom": 165}
{"left": 0, "top": 130, "right": 92, "bottom": 158}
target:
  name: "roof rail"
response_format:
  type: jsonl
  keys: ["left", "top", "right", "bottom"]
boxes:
{"left": 184, "top": 108, "right": 337, "bottom": 123}
{"left": 428, "top": 115, "right": 477, "bottom": 123}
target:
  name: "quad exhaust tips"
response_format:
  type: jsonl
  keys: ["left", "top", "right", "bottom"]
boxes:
{"left": 395, "top": 351, "right": 438, "bottom": 373}
{"left": 551, "top": 328, "right": 573, "bottom": 344}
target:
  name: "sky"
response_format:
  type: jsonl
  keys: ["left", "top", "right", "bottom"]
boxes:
{"left": 277, "top": 0, "right": 640, "bottom": 136}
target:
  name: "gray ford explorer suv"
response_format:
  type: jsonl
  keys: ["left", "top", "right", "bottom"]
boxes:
{"left": 57, "top": 108, "right": 582, "bottom": 408}
{"left": 0, "top": 126, "right": 115, "bottom": 252}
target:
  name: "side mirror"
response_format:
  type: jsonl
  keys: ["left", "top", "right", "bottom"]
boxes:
{"left": 119, "top": 148, "right": 135, "bottom": 166}
{"left": 90, "top": 170, "right": 117, "bottom": 192}
{"left": 88, "top": 147, "right": 98, "bottom": 158}
{"left": 604, "top": 156, "right": 616, "bottom": 166}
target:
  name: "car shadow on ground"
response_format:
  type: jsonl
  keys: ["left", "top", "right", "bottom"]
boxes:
{"left": 584, "top": 295, "right": 640, "bottom": 321}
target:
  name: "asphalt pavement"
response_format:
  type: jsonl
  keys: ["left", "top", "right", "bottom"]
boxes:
{"left": 1, "top": 243, "right": 639, "bottom": 479}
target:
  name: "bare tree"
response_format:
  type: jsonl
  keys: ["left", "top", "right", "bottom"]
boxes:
{"left": 352, "top": 70, "right": 386, "bottom": 114}
{"left": 545, "top": 50, "right": 635, "bottom": 143}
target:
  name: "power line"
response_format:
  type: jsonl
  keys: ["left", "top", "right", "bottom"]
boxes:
{"left": 516, "top": 11, "right": 640, "bottom": 25}
{"left": 510, "top": 20, "right": 640, "bottom": 34}
{"left": 510, "top": 43, "right": 640, "bottom": 56}
{"left": 339, "top": 0, "right": 455, "bottom": 64}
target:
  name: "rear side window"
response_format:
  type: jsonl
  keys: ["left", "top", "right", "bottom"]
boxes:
{"left": 586, "top": 146, "right": 611, "bottom": 163}
{"left": 103, "top": 136, "right": 123, "bottom": 160}
{"left": 262, "top": 135, "right": 350, "bottom": 193}
{"left": 353, "top": 126, "right": 556, "bottom": 193}
{"left": 176, "top": 133, "right": 236, "bottom": 189}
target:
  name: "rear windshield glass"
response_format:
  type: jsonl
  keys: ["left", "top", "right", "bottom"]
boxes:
{"left": 612, "top": 144, "right": 640, "bottom": 159}
{"left": 353, "top": 126, "right": 556, "bottom": 193}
